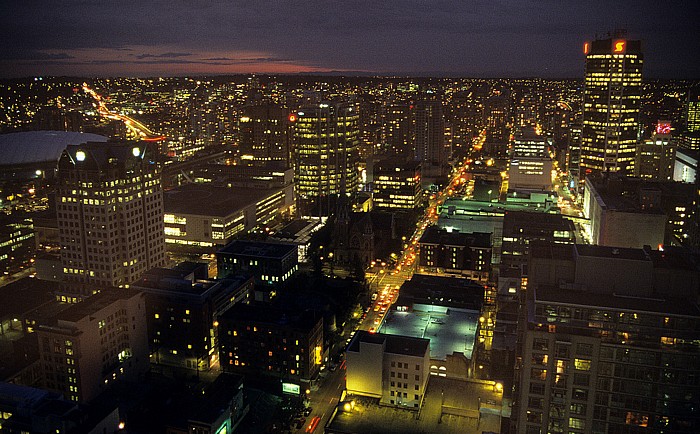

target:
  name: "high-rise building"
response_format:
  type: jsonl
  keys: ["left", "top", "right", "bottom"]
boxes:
{"left": 483, "top": 93, "right": 510, "bottom": 157}
{"left": 293, "top": 102, "right": 360, "bottom": 215}
{"left": 56, "top": 141, "right": 166, "bottom": 289}
{"left": 372, "top": 159, "right": 422, "bottom": 210}
{"left": 635, "top": 120, "right": 676, "bottom": 180}
{"left": 239, "top": 103, "right": 292, "bottom": 167}
{"left": 380, "top": 101, "right": 412, "bottom": 157}
{"left": 678, "top": 87, "right": 700, "bottom": 151}
{"left": 414, "top": 99, "right": 446, "bottom": 177}
{"left": 509, "top": 127, "right": 553, "bottom": 191}
{"left": 514, "top": 242, "right": 700, "bottom": 433}
{"left": 580, "top": 35, "right": 643, "bottom": 176}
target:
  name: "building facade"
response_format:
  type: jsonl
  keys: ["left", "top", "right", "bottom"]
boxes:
{"left": 515, "top": 243, "right": 700, "bottom": 434}
{"left": 56, "top": 141, "right": 166, "bottom": 288}
{"left": 580, "top": 36, "right": 643, "bottom": 176}
{"left": 293, "top": 102, "right": 360, "bottom": 215}
{"left": 36, "top": 289, "right": 149, "bottom": 403}
{"left": 372, "top": 159, "right": 422, "bottom": 210}
{"left": 346, "top": 331, "right": 431, "bottom": 410}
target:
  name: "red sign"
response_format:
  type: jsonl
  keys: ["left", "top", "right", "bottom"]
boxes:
{"left": 656, "top": 122, "right": 671, "bottom": 135}
{"left": 583, "top": 42, "right": 590, "bottom": 54}
{"left": 288, "top": 114, "right": 297, "bottom": 122}
{"left": 613, "top": 40, "right": 626, "bottom": 53}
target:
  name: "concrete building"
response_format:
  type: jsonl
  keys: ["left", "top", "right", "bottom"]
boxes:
{"left": 673, "top": 148, "right": 698, "bottom": 184}
{"left": 500, "top": 211, "right": 576, "bottom": 275}
{"left": 580, "top": 35, "right": 643, "bottom": 176}
{"left": 380, "top": 101, "right": 413, "bottom": 157}
{"left": 514, "top": 242, "right": 700, "bottom": 433}
{"left": 132, "top": 264, "right": 253, "bottom": 370}
{"left": 346, "top": 331, "right": 430, "bottom": 410}
{"left": 218, "top": 303, "right": 323, "bottom": 387}
{"left": 0, "top": 215, "right": 34, "bottom": 275}
{"left": 163, "top": 182, "right": 294, "bottom": 250}
{"left": 583, "top": 175, "right": 697, "bottom": 248}
{"left": 372, "top": 159, "right": 422, "bottom": 210}
{"left": 509, "top": 127, "right": 553, "bottom": 191}
{"left": 56, "top": 141, "right": 165, "bottom": 289}
{"left": 36, "top": 288, "right": 149, "bottom": 403}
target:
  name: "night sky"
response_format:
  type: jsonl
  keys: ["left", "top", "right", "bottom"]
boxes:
{"left": 1, "top": 0, "right": 699, "bottom": 78}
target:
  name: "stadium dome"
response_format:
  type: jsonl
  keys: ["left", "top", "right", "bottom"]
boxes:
{"left": 0, "top": 131, "right": 108, "bottom": 167}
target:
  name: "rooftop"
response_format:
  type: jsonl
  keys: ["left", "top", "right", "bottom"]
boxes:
{"left": 0, "top": 277, "right": 58, "bottom": 320}
{"left": 164, "top": 183, "right": 287, "bottom": 217}
{"left": 535, "top": 285, "right": 700, "bottom": 318}
{"left": 218, "top": 240, "right": 297, "bottom": 259}
{"left": 347, "top": 331, "right": 430, "bottom": 358}
{"left": 219, "top": 303, "right": 322, "bottom": 331}
{"left": 419, "top": 226, "right": 491, "bottom": 247}
{"left": 54, "top": 287, "right": 142, "bottom": 323}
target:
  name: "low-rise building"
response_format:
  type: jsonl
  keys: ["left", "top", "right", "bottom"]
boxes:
{"left": 346, "top": 331, "right": 430, "bottom": 410}
{"left": 418, "top": 226, "right": 492, "bottom": 281}
{"left": 163, "top": 183, "right": 294, "bottom": 250}
{"left": 132, "top": 263, "right": 253, "bottom": 371}
{"left": 218, "top": 303, "right": 323, "bottom": 387}
{"left": 36, "top": 288, "right": 149, "bottom": 403}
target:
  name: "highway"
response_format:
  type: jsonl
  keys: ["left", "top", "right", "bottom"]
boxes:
{"left": 82, "top": 83, "right": 166, "bottom": 143}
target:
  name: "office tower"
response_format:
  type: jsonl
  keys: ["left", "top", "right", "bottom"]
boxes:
{"left": 568, "top": 121, "right": 582, "bottom": 180}
{"left": 514, "top": 242, "right": 700, "bottom": 433}
{"left": 508, "top": 127, "right": 553, "bottom": 191}
{"left": 414, "top": 99, "right": 446, "bottom": 177}
{"left": 678, "top": 87, "right": 700, "bottom": 151}
{"left": 381, "top": 101, "right": 412, "bottom": 157}
{"left": 56, "top": 141, "right": 166, "bottom": 289}
{"left": 239, "top": 103, "right": 292, "bottom": 167}
{"left": 372, "top": 159, "right": 422, "bottom": 210}
{"left": 293, "top": 102, "right": 360, "bottom": 216}
{"left": 636, "top": 120, "right": 676, "bottom": 180}
{"left": 580, "top": 35, "right": 643, "bottom": 176}
{"left": 36, "top": 288, "right": 149, "bottom": 402}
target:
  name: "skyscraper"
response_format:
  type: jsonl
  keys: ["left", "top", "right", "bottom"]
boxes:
{"left": 678, "top": 87, "right": 700, "bottom": 151}
{"left": 239, "top": 103, "right": 292, "bottom": 167}
{"left": 56, "top": 141, "right": 166, "bottom": 288}
{"left": 580, "top": 35, "right": 643, "bottom": 176}
{"left": 293, "top": 102, "right": 360, "bottom": 215}
{"left": 414, "top": 98, "right": 446, "bottom": 177}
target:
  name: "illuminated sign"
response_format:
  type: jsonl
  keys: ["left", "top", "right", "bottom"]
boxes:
{"left": 656, "top": 122, "right": 672, "bottom": 135}
{"left": 613, "top": 39, "right": 626, "bottom": 53}
{"left": 583, "top": 42, "right": 590, "bottom": 54}
{"left": 288, "top": 113, "right": 297, "bottom": 122}
{"left": 282, "top": 382, "right": 300, "bottom": 395}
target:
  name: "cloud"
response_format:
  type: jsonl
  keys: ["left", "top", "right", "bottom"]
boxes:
{"left": 135, "top": 52, "right": 193, "bottom": 59}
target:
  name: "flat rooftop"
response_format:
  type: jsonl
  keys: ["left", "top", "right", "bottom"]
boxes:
{"left": 55, "top": 288, "right": 142, "bottom": 323}
{"left": 535, "top": 285, "right": 700, "bottom": 318}
{"left": 398, "top": 274, "right": 484, "bottom": 311}
{"left": 328, "top": 377, "right": 503, "bottom": 434}
{"left": 164, "top": 183, "right": 285, "bottom": 217}
{"left": 347, "top": 331, "right": 429, "bottom": 358}
{"left": 0, "top": 277, "right": 59, "bottom": 319}
{"left": 218, "top": 240, "right": 297, "bottom": 259}
{"left": 379, "top": 308, "right": 479, "bottom": 360}
{"left": 219, "top": 303, "right": 321, "bottom": 331}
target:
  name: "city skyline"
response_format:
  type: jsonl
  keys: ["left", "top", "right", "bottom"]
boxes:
{"left": 1, "top": 1, "right": 699, "bottom": 79}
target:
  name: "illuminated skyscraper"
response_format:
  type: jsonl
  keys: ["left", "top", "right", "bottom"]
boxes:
{"left": 380, "top": 101, "right": 412, "bottom": 157}
{"left": 56, "top": 141, "right": 166, "bottom": 289}
{"left": 580, "top": 35, "right": 643, "bottom": 176}
{"left": 678, "top": 87, "right": 700, "bottom": 151}
{"left": 293, "top": 103, "right": 360, "bottom": 215}
{"left": 239, "top": 103, "right": 292, "bottom": 167}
